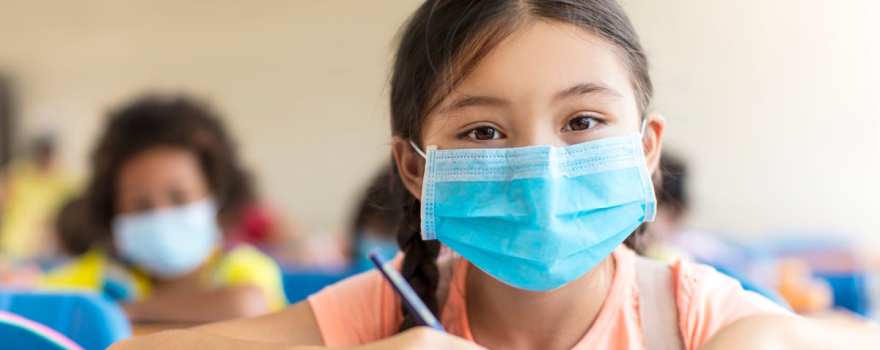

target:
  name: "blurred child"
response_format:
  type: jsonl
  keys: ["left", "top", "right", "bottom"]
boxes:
{"left": 644, "top": 153, "right": 768, "bottom": 270}
{"left": 273, "top": 166, "right": 401, "bottom": 269}
{"left": 346, "top": 164, "right": 402, "bottom": 270}
{"left": 645, "top": 152, "right": 833, "bottom": 314}
{"left": 41, "top": 95, "right": 286, "bottom": 322}
{"left": 642, "top": 152, "right": 691, "bottom": 261}
{"left": 0, "top": 134, "right": 75, "bottom": 260}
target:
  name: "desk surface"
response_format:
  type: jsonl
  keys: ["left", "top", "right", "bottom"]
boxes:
{"left": 132, "top": 321, "right": 201, "bottom": 336}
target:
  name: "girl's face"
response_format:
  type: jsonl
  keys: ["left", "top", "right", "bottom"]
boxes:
{"left": 115, "top": 146, "right": 210, "bottom": 215}
{"left": 395, "top": 21, "right": 665, "bottom": 198}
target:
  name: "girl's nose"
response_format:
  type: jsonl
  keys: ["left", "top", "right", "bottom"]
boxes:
{"left": 510, "top": 117, "right": 568, "bottom": 148}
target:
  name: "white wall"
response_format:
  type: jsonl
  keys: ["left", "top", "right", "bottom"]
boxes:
{"left": 620, "top": 0, "right": 880, "bottom": 243}
{"left": 1, "top": 1, "right": 878, "bottom": 243}
{"left": 0, "top": 0, "right": 419, "bottom": 235}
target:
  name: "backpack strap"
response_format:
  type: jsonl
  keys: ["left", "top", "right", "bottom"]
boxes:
{"left": 636, "top": 257, "right": 684, "bottom": 350}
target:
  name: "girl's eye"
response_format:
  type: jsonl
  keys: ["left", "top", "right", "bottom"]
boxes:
{"left": 133, "top": 197, "right": 153, "bottom": 213}
{"left": 169, "top": 189, "right": 189, "bottom": 206}
{"left": 463, "top": 126, "right": 504, "bottom": 141}
{"left": 564, "top": 115, "right": 602, "bottom": 132}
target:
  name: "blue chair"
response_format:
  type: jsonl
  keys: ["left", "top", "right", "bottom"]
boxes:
{"left": 0, "top": 290, "right": 131, "bottom": 350}
{"left": 282, "top": 267, "right": 360, "bottom": 304}
{"left": 0, "top": 311, "right": 83, "bottom": 350}
{"left": 813, "top": 271, "right": 871, "bottom": 317}
{"left": 760, "top": 235, "right": 870, "bottom": 316}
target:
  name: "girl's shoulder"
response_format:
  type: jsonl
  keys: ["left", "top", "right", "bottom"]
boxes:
{"left": 213, "top": 244, "right": 281, "bottom": 274}
{"left": 306, "top": 252, "right": 462, "bottom": 347}
{"left": 306, "top": 257, "right": 401, "bottom": 347}
{"left": 39, "top": 249, "right": 151, "bottom": 301}
{"left": 669, "top": 257, "right": 790, "bottom": 350}
{"left": 40, "top": 249, "right": 109, "bottom": 290}
{"left": 211, "top": 244, "right": 287, "bottom": 310}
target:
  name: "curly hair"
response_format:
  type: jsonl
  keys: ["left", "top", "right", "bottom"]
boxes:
{"left": 79, "top": 94, "right": 255, "bottom": 252}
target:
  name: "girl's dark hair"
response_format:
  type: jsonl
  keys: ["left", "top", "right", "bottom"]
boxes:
{"left": 82, "top": 94, "right": 255, "bottom": 251}
{"left": 389, "top": 0, "right": 653, "bottom": 331}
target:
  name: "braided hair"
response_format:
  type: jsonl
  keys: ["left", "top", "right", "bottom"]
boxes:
{"left": 389, "top": 0, "right": 653, "bottom": 331}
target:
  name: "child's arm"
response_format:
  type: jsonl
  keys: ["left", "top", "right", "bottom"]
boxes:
{"left": 111, "top": 302, "right": 485, "bottom": 350}
{"left": 701, "top": 314, "right": 880, "bottom": 350}
{"left": 124, "top": 285, "right": 268, "bottom": 323}
{"left": 191, "top": 302, "right": 323, "bottom": 344}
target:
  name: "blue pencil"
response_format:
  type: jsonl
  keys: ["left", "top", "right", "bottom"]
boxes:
{"left": 368, "top": 253, "right": 446, "bottom": 332}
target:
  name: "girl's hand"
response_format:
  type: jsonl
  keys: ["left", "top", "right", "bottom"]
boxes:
{"left": 356, "top": 327, "right": 486, "bottom": 350}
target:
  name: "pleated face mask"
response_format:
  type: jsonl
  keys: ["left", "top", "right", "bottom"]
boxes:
{"left": 411, "top": 132, "right": 656, "bottom": 291}
{"left": 113, "top": 199, "right": 221, "bottom": 278}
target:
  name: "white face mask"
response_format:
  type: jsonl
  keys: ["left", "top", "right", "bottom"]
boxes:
{"left": 112, "top": 199, "right": 220, "bottom": 278}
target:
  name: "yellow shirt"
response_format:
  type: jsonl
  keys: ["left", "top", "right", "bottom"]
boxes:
{"left": 0, "top": 161, "right": 75, "bottom": 259}
{"left": 40, "top": 245, "right": 287, "bottom": 311}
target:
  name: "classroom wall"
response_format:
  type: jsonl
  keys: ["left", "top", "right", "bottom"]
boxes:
{"left": 0, "top": 0, "right": 417, "bottom": 236}
{"left": 621, "top": 0, "right": 880, "bottom": 244}
{"left": 0, "top": 1, "right": 877, "bottom": 243}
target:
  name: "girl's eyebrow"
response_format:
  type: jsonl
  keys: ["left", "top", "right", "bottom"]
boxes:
{"left": 554, "top": 82, "right": 623, "bottom": 101}
{"left": 442, "top": 82, "right": 621, "bottom": 113}
{"left": 443, "top": 94, "right": 509, "bottom": 113}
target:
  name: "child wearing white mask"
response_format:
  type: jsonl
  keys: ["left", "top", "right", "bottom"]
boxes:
{"left": 41, "top": 95, "right": 286, "bottom": 322}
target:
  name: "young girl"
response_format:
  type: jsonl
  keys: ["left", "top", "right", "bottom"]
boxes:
{"left": 114, "top": 1, "right": 879, "bottom": 349}
{"left": 41, "top": 95, "right": 287, "bottom": 322}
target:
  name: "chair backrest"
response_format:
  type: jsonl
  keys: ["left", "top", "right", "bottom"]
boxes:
{"left": 762, "top": 236, "right": 870, "bottom": 316}
{"left": 282, "top": 267, "right": 359, "bottom": 304}
{"left": 814, "top": 271, "right": 871, "bottom": 316}
{"left": 0, "top": 290, "right": 131, "bottom": 350}
{"left": 0, "top": 310, "right": 83, "bottom": 350}
{"left": 636, "top": 257, "right": 683, "bottom": 350}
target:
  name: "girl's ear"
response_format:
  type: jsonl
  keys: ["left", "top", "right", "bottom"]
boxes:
{"left": 642, "top": 113, "right": 666, "bottom": 174}
{"left": 392, "top": 137, "right": 425, "bottom": 200}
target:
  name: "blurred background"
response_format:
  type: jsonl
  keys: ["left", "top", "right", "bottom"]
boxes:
{"left": 1, "top": 0, "right": 878, "bottom": 243}
{"left": 0, "top": 0, "right": 878, "bottom": 346}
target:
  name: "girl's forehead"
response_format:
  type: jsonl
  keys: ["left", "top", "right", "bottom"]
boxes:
{"left": 442, "top": 21, "right": 637, "bottom": 108}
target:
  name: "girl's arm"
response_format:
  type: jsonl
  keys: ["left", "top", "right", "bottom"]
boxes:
{"left": 124, "top": 285, "right": 268, "bottom": 323}
{"left": 112, "top": 302, "right": 485, "bottom": 350}
{"left": 701, "top": 314, "right": 880, "bottom": 350}
{"left": 191, "top": 301, "right": 323, "bottom": 344}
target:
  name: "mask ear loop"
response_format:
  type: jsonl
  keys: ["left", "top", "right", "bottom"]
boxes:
{"left": 639, "top": 116, "right": 649, "bottom": 137}
{"left": 409, "top": 140, "right": 427, "bottom": 159}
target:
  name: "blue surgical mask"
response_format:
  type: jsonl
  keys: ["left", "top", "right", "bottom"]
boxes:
{"left": 411, "top": 133, "right": 656, "bottom": 291}
{"left": 113, "top": 199, "right": 221, "bottom": 278}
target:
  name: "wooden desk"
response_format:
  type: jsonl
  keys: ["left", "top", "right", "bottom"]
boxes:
{"left": 132, "top": 321, "right": 201, "bottom": 336}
